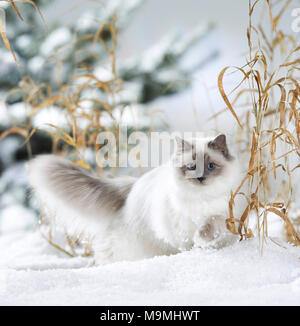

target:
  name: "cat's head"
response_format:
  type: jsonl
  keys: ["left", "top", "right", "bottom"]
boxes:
{"left": 172, "top": 134, "right": 236, "bottom": 188}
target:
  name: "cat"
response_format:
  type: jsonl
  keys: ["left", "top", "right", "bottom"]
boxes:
{"left": 27, "top": 133, "right": 243, "bottom": 265}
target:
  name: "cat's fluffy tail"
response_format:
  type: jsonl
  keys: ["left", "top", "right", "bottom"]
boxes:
{"left": 27, "top": 155, "right": 136, "bottom": 228}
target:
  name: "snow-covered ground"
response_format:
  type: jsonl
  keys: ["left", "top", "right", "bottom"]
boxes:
{"left": 0, "top": 0, "right": 299, "bottom": 307}
{"left": 0, "top": 230, "right": 300, "bottom": 306}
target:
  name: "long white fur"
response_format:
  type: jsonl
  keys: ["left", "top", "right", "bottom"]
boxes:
{"left": 27, "top": 135, "right": 243, "bottom": 265}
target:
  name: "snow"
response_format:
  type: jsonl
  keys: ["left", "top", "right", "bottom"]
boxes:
{"left": 94, "top": 66, "right": 114, "bottom": 83}
{"left": 0, "top": 0, "right": 299, "bottom": 306}
{"left": 0, "top": 137, "right": 20, "bottom": 166}
{"left": 0, "top": 229, "right": 300, "bottom": 306}
{"left": 15, "top": 34, "right": 32, "bottom": 50}
{"left": 0, "top": 205, "right": 36, "bottom": 234}
{"left": 28, "top": 56, "right": 44, "bottom": 74}
{"left": 0, "top": 102, "right": 27, "bottom": 127}
{"left": 40, "top": 27, "right": 72, "bottom": 57}
{"left": 0, "top": 2, "right": 9, "bottom": 9}
{"left": 32, "top": 106, "right": 68, "bottom": 129}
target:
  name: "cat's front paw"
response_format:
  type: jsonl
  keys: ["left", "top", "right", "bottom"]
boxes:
{"left": 199, "top": 221, "right": 219, "bottom": 241}
{"left": 193, "top": 222, "right": 217, "bottom": 249}
{"left": 193, "top": 216, "right": 238, "bottom": 249}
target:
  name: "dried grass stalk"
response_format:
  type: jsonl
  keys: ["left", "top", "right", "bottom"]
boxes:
{"left": 217, "top": 0, "right": 300, "bottom": 248}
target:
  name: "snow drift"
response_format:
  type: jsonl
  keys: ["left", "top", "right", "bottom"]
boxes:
{"left": 0, "top": 230, "right": 300, "bottom": 305}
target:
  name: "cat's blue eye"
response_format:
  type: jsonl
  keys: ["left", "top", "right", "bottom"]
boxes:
{"left": 187, "top": 163, "right": 196, "bottom": 170}
{"left": 207, "top": 163, "right": 215, "bottom": 170}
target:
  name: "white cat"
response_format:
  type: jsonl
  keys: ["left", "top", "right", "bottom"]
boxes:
{"left": 28, "top": 134, "right": 243, "bottom": 265}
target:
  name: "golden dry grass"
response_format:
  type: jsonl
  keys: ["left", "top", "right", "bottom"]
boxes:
{"left": 2, "top": 5, "right": 124, "bottom": 175}
{"left": 216, "top": 0, "right": 300, "bottom": 248}
{"left": 0, "top": 0, "right": 46, "bottom": 69}
{"left": 0, "top": 2, "right": 127, "bottom": 255}
{"left": 0, "top": 0, "right": 299, "bottom": 254}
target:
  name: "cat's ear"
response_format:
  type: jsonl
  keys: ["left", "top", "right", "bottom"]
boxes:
{"left": 174, "top": 136, "right": 192, "bottom": 153}
{"left": 211, "top": 134, "right": 227, "bottom": 149}
{"left": 208, "top": 134, "right": 232, "bottom": 159}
